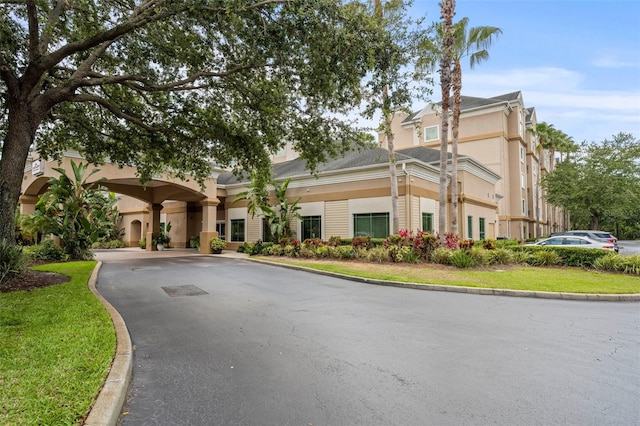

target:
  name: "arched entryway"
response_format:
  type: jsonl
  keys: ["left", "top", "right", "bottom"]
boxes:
{"left": 20, "top": 152, "right": 223, "bottom": 253}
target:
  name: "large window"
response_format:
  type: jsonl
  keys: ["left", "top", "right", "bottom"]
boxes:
{"left": 230, "top": 219, "right": 245, "bottom": 242}
{"left": 424, "top": 125, "right": 439, "bottom": 142}
{"left": 261, "top": 218, "right": 273, "bottom": 242}
{"left": 479, "top": 217, "right": 486, "bottom": 240}
{"left": 467, "top": 215, "right": 473, "bottom": 239}
{"left": 301, "top": 216, "right": 322, "bottom": 241}
{"left": 353, "top": 213, "right": 389, "bottom": 238}
{"left": 422, "top": 212, "right": 434, "bottom": 232}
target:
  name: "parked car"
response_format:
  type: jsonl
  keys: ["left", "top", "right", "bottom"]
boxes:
{"left": 529, "top": 235, "right": 616, "bottom": 251}
{"left": 560, "top": 230, "right": 618, "bottom": 252}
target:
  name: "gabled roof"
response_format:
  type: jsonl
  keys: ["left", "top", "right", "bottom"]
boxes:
{"left": 401, "top": 91, "right": 523, "bottom": 125}
{"left": 217, "top": 145, "right": 454, "bottom": 185}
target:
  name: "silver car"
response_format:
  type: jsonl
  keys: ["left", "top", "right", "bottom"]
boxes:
{"left": 530, "top": 235, "right": 616, "bottom": 251}
{"left": 560, "top": 230, "right": 618, "bottom": 252}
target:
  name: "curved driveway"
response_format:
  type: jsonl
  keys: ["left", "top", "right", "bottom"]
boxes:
{"left": 96, "top": 251, "right": 640, "bottom": 425}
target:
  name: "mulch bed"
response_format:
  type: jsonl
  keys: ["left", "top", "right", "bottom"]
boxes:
{"left": 0, "top": 269, "right": 71, "bottom": 293}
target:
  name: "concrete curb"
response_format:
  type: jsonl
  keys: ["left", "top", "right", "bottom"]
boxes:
{"left": 84, "top": 261, "right": 132, "bottom": 426}
{"left": 248, "top": 258, "right": 640, "bottom": 302}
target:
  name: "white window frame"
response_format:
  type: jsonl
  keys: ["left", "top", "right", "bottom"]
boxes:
{"left": 424, "top": 125, "right": 439, "bottom": 142}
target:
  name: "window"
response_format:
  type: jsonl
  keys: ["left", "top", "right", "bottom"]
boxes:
{"left": 521, "top": 173, "right": 526, "bottom": 189}
{"left": 467, "top": 215, "right": 473, "bottom": 239}
{"left": 424, "top": 125, "right": 439, "bottom": 142}
{"left": 301, "top": 216, "right": 322, "bottom": 241}
{"left": 422, "top": 213, "right": 434, "bottom": 232}
{"left": 262, "top": 218, "right": 274, "bottom": 242}
{"left": 520, "top": 146, "right": 525, "bottom": 163}
{"left": 230, "top": 219, "right": 245, "bottom": 242}
{"left": 522, "top": 199, "right": 526, "bottom": 215}
{"left": 479, "top": 218, "right": 486, "bottom": 240}
{"left": 353, "top": 213, "right": 389, "bottom": 238}
{"left": 216, "top": 221, "right": 226, "bottom": 240}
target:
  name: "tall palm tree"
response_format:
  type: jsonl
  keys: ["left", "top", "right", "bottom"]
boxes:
{"left": 437, "top": 0, "right": 456, "bottom": 245}
{"left": 450, "top": 18, "right": 501, "bottom": 236}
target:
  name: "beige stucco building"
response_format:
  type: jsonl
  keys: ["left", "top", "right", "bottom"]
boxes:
{"left": 21, "top": 91, "right": 564, "bottom": 249}
{"left": 384, "top": 91, "right": 566, "bottom": 240}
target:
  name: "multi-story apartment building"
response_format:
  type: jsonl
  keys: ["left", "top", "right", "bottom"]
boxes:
{"left": 383, "top": 91, "right": 565, "bottom": 240}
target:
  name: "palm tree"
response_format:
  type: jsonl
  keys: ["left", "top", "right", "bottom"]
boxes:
{"left": 450, "top": 18, "right": 501, "bottom": 236}
{"left": 437, "top": 0, "right": 456, "bottom": 245}
{"left": 531, "top": 122, "right": 573, "bottom": 170}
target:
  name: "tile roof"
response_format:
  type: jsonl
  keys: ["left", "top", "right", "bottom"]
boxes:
{"left": 217, "top": 145, "right": 454, "bottom": 185}
{"left": 401, "top": 91, "right": 523, "bottom": 125}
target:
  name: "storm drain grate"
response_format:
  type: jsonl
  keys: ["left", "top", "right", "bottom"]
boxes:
{"left": 161, "top": 285, "right": 209, "bottom": 297}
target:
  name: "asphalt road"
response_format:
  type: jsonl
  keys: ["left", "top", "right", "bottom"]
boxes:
{"left": 619, "top": 240, "right": 640, "bottom": 255}
{"left": 96, "top": 254, "right": 640, "bottom": 426}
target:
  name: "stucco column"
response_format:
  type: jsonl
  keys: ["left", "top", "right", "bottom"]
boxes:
{"left": 146, "top": 203, "right": 163, "bottom": 251}
{"left": 19, "top": 195, "right": 39, "bottom": 215}
{"left": 199, "top": 197, "right": 220, "bottom": 254}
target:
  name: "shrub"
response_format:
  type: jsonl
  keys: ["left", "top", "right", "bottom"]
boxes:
{"left": 189, "top": 235, "right": 200, "bottom": 248}
{"left": 510, "top": 246, "right": 610, "bottom": 268}
{"left": 621, "top": 254, "right": 640, "bottom": 275}
{"left": 209, "top": 238, "right": 227, "bottom": 252}
{"left": 138, "top": 238, "right": 146, "bottom": 249}
{"left": 351, "top": 235, "right": 372, "bottom": 250}
{"left": 92, "top": 238, "right": 126, "bottom": 249}
{"left": 415, "top": 232, "right": 439, "bottom": 261}
{"left": 302, "top": 238, "right": 324, "bottom": 248}
{"left": 449, "top": 250, "right": 476, "bottom": 268}
{"left": 365, "top": 246, "right": 390, "bottom": 263}
{"left": 459, "top": 239, "right": 475, "bottom": 251}
{"left": 335, "top": 245, "right": 356, "bottom": 259}
{"left": 236, "top": 242, "right": 249, "bottom": 253}
{"left": 22, "top": 240, "right": 67, "bottom": 262}
{"left": 396, "top": 246, "right": 419, "bottom": 263}
{"left": 593, "top": 253, "right": 624, "bottom": 272}
{"left": 267, "top": 244, "right": 284, "bottom": 256}
{"left": 530, "top": 250, "right": 561, "bottom": 266}
{"left": 496, "top": 239, "right": 520, "bottom": 249}
{"left": 327, "top": 236, "right": 342, "bottom": 247}
{"left": 469, "top": 247, "right": 493, "bottom": 266}
{"left": 490, "top": 248, "right": 515, "bottom": 265}
{"left": 511, "top": 250, "right": 532, "bottom": 265}
{"left": 482, "top": 239, "right": 497, "bottom": 250}
{"left": 444, "top": 233, "right": 459, "bottom": 250}
{"left": 299, "top": 245, "right": 318, "bottom": 258}
{"left": 283, "top": 243, "right": 300, "bottom": 257}
{"left": 0, "top": 241, "right": 26, "bottom": 284}
{"left": 431, "top": 247, "right": 452, "bottom": 265}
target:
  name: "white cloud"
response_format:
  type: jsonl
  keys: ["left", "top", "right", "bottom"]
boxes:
{"left": 591, "top": 49, "right": 640, "bottom": 69}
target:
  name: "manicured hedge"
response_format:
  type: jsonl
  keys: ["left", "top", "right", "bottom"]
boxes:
{"left": 510, "top": 245, "right": 610, "bottom": 267}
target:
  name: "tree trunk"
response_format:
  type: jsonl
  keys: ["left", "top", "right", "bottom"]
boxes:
{"left": 438, "top": 0, "right": 455, "bottom": 245}
{"left": 0, "top": 105, "right": 36, "bottom": 244}
{"left": 387, "top": 124, "right": 400, "bottom": 235}
{"left": 451, "top": 59, "right": 461, "bottom": 238}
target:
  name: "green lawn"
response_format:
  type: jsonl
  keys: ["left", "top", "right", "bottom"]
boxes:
{"left": 0, "top": 261, "right": 115, "bottom": 425}
{"left": 260, "top": 258, "right": 640, "bottom": 294}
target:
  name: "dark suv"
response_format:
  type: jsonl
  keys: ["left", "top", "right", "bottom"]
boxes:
{"left": 561, "top": 230, "right": 618, "bottom": 252}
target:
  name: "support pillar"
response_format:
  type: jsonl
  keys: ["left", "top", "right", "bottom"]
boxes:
{"left": 199, "top": 197, "right": 220, "bottom": 254}
{"left": 19, "top": 195, "right": 39, "bottom": 215}
{"left": 146, "top": 203, "right": 163, "bottom": 251}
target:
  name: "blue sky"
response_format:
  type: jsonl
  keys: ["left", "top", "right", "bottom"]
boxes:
{"left": 402, "top": 0, "right": 640, "bottom": 144}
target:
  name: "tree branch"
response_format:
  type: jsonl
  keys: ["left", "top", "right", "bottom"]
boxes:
{"left": 39, "top": 0, "right": 69, "bottom": 54}
{"left": 67, "top": 93, "right": 158, "bottom": 132}
{"left": 25, "top": 0, "right": 40, "bottom": 60}
{"left": 67, "top": 63, "right": 274, "bottom": 92}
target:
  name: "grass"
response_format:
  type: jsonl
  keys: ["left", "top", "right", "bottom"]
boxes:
{"left": 260, "top": 258, "right": 640, "bottom": 294}
{"left": 0, "top": 261, "right": 115, "bottom": 425}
